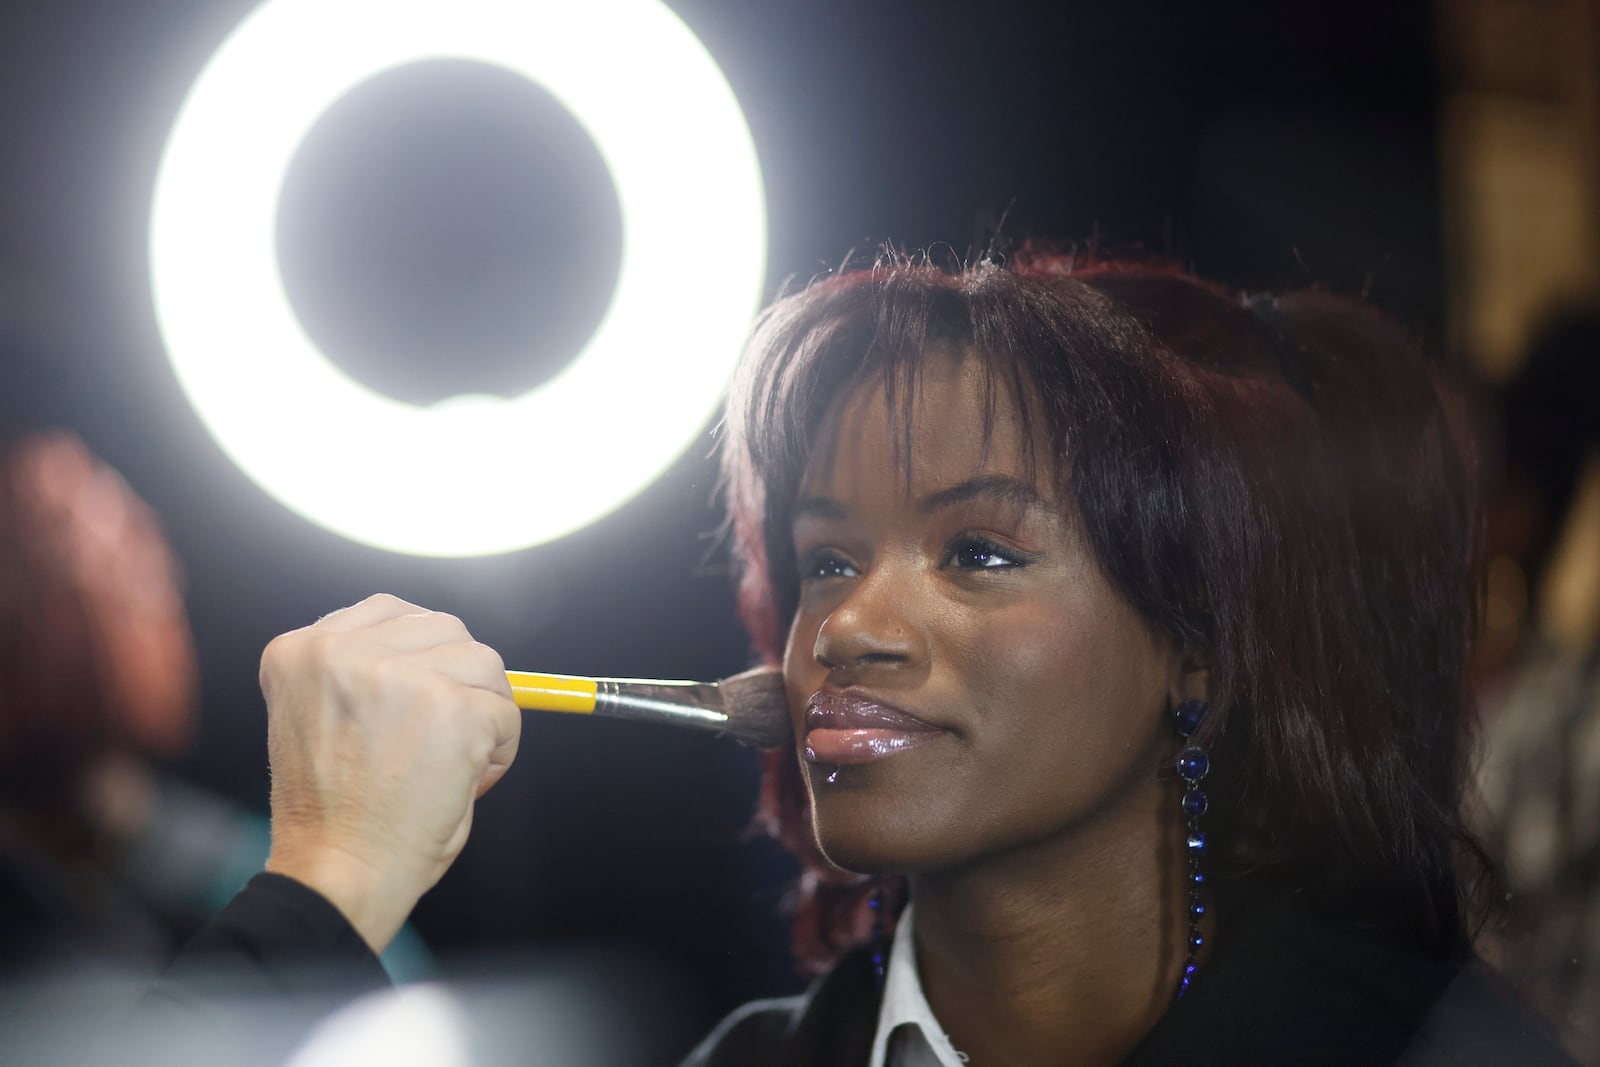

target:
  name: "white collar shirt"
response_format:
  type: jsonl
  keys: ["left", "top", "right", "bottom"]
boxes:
{"left": 868, "top": 904, "right": 970, "bottom": 1067}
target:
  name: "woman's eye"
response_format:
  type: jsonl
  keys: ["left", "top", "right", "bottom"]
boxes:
{"left": 948, "top": 537, "right": 1022, "bottom": 570}
{"left": 798, "top": 550, "right": 858, "bottom": 580}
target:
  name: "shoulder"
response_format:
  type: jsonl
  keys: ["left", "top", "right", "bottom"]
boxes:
{"left": 1129, "top": 891, "right": 1574, "bottom": 1066}
{"left": 1397, "top": 961, "right": 1577, "bottom": 1066}
{"left": 679, "top": 946, "right": 881, "bottom": 1067}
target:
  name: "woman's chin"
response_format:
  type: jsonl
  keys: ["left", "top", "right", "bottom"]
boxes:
{"left": 814, "top": 839, "right": 907, "bottom": 876}
{"left": 811, "top": 816, "right": 962, "bottom": 876}
{"left": 803, "top": 758, "right": 992, "bottom": 874}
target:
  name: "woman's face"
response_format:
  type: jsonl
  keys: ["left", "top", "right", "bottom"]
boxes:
{"left": 782, "top": 350, "right": 1187, "bottom": 874}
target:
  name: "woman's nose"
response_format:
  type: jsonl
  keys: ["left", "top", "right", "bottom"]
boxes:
{"left": 812, "top": 564, "right": 928, "bottom": 672}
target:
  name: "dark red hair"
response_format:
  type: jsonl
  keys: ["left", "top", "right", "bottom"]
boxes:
{"left": 0, "top": 433, "right": 196, "bottom": 806}
{"left": 719, "top": 251, "right": 1489, "bottom": 973}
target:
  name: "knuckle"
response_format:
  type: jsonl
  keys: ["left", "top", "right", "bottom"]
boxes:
{"left": 466, "top": 714, "right": 498, "bottom": 766}
{"left": 462, "top": 724, "right": 492, "bottom": 763}
{"left": 260, "top": 633, "right": 288, "bottom": 676}
{"left": 468, "top": 641, "right": 506, "bottom": 672}
{"left": 431, "top": 611, "right": 470, "bottom": 640}
{"left": 260, "top": 631, "right": 309, "bottom": 694}
{"left": 258, "top": 639, "right": 284, "bottom": 697}
{"left": 301, "top": 630, "right": 338, "bottom": 673}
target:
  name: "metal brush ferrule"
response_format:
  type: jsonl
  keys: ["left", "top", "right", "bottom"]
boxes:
{"left": 592, "top": 679, "right": 729, "bottom": 733}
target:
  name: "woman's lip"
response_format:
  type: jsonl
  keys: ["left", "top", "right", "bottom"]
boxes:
{"left": 805, "top": 728, "right": 942, "bottom": 765}
{"left": 802, "top": 691, "right": 947, "bottom": 766}
{"left": 803, "top": 690, "right": 941, "bottom": 732}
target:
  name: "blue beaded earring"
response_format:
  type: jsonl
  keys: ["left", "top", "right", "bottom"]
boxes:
{"left": 868, "top": 882, "right": 887, "bottom": 988}
{"left": 1172, "top": 699, "right": 1210, "bottom": 1000}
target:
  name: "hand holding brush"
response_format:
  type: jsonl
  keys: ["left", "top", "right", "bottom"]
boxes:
{"left": 255, "top": 594, "right": 784, "bottom": 954}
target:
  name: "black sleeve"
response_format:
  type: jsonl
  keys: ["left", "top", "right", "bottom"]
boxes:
{"left": 160, "top": 871, "right": 389, "bottom": 995}
{"left": 135, "top": 872, "right": 393, "bottom": 1061}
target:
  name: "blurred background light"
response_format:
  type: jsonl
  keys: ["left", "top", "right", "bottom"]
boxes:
{"left": 288, "top": 986, "right": 473, "bottom": 1067}
{"left": 149, "top": 0, "right": 766, "bottom": 557}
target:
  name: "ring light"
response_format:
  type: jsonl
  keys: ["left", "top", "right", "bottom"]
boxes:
{"left": 150, "top": 0, "right": 766, "bottom": 556}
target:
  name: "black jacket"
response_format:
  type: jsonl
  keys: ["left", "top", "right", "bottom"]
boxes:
{"left": 682, "top": 892, "right": 1573, "bottom": 1067}
{"left": 166, "top": 875, "right": 1573, "bottom": 1066}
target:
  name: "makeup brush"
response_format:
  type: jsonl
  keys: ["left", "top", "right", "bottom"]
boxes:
{"left": 504, "top": 666, "right": 789, "bottom": 748}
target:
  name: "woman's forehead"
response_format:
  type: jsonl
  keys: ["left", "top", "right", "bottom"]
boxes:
{"left": 799, "top": 348, "right": 1053, "bottom": 499}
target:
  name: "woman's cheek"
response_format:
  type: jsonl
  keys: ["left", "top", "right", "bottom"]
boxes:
{"left": 781, "top": 607, "right": 830, "bottom": 735}
{"left": 951, "top": 599, "right": 1078, "bottom": 696}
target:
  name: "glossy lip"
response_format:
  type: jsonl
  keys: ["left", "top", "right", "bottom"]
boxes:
{"left": 803, "top": 690, "right": 948, "bottom": 767}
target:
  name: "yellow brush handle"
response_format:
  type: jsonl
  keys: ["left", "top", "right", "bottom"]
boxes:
{"left": 506, "top": 671, "right": 599, "bottom": 714}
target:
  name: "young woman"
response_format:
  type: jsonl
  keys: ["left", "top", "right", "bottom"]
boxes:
{"left": 172, "top": 254, "right": 1570, "bottom": 1065}
{"left": 683, "top": 254, "right": 1547, "bottom": 1065}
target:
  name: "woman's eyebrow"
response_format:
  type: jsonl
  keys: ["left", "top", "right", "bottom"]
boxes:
{"left": 918, "top": 475, "right": 1048, "bottom": 513}
{"left": 793, "top": 477, "right": 1048, "bottom": 522}
{"left": 792, "top": 495, "right": 850, "bottom": 522}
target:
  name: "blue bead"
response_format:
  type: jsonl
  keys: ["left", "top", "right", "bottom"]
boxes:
{"left": 1178, "top": 975, "right": 1191, "bottom": 997}
{"left": 1186, "top": 830, "right": 1207, "bottom": 852}
{"left": 1184, "top": 962, "right": 1198, "bottom": 976}
{"left": 1189, "top": 869, "right": 1206, "bottom": 887}
{"left": 1190, "top": 900, "right": 1207, "bottom": 921}
{"left": 1190, "top": 932, "right": 1205, "bottom": 951}
{"left": 1173, "top": 700, "right": 1208, "bottom": 738}
{"left": 1176, "top": 746, "right": 1209, "bottom": 781}
{"left": 1182, "top": 788, "right": 1209, "bottom": 817}
{"left": 868, "top": 897, "right": 880, "bottom": 911}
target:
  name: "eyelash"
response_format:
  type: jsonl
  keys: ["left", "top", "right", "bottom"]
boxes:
{"left": 943, "top": 535, "right": 1027, "bottom": 571}
{"left": 796, "top": 536, "right": 1029, "bottom": 581}
{"left": 796, "top": 549, "right": 858, "bottom": 581}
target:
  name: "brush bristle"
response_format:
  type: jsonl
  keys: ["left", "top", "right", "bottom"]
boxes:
{"left": 717, "top": 666, "right": 791, "bottom": 748}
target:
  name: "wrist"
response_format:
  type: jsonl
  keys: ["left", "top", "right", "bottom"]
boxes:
{"left": 265, "top": 841, "right": 415, "bottom": 955}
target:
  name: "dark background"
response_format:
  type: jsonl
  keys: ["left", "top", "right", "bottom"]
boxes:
{"left": 0, "top": 0, "right": 1444, "bottom": 1039}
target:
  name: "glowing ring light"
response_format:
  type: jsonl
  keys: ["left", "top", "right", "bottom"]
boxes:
{"left": 151, "top": 0, "right": 765, "bottom": 557}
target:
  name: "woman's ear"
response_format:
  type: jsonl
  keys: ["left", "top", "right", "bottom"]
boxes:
{"left": 1166, "top": 645, "right": 1211, "bottom": 709}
